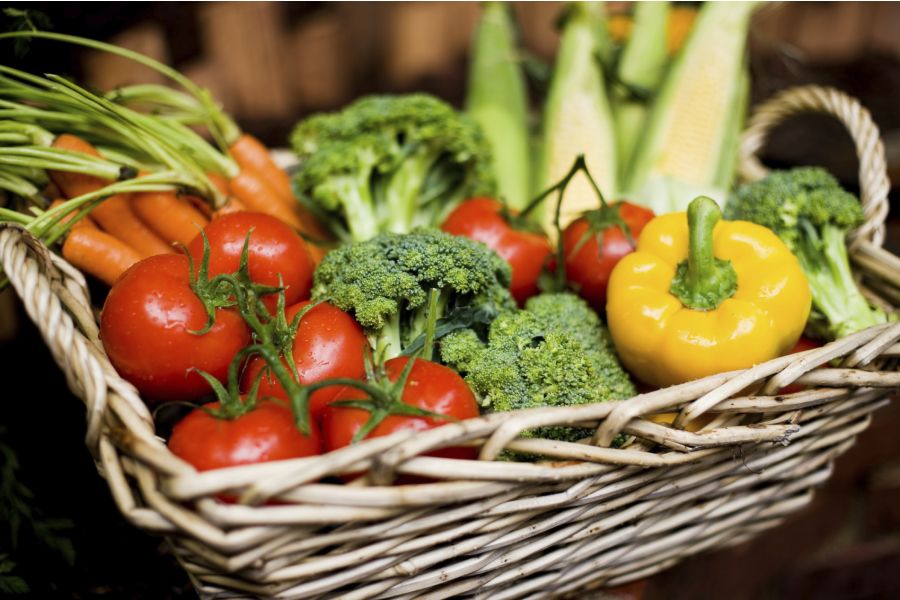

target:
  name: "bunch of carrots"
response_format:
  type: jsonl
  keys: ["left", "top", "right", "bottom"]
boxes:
{"left": 0, "top": 30, "right": 328, "bottom": 287}
{"left": 48, "top": 132, "right": 325, "bottom": 286}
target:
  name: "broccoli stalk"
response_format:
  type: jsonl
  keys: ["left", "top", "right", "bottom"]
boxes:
{"left": 312, "top": 229, "right": 515, "bottom": 360}
{"left": 291, "top": 94, "right": 496, "bottom": 243}
{"left": 797, "top": 219, "right": 885, "bottom": 338}
{"left": 382, "top": 146, "right": 443, "bottom": 233}
{"left": 727, "top": 167, "right": 890, "bottom": 339}
{"left": 294, "top": 135, "right": 388, "bottom": 242}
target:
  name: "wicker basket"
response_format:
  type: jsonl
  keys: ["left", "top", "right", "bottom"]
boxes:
{"left": 2, "top": 86, "right": 899, "bottom": 599}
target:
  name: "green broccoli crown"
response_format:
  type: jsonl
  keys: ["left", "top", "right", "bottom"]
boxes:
{"left": 290, "top": 94, "right": 496, "bottom": 242}
{"left": 331, "top": 95, "right": 480, "bottom": 157}
{"left": 290, "top": 112, "right": 348, "bottom": 159}
{"left": 294, "top": 135, "right": 388, "bottom": 209}
{"left": 726, "top": 167, "right": 863, "bottom": 246}
{"left": 523, "top": 292, "right": 616, "bottom": 353}
{"left": 441, "top": 292, "right": 636, "bottom": 442}
{"left": 313, "top": 229, "right": 514, "bottom": 356}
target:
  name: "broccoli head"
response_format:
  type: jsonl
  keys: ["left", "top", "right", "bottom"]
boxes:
{"left": 312, "top": 228, "right": 514, "bottom": 359}
{"left": 440, "top": 292, "right": 636, "bottom": 443}
{"left": 726, "top": 167, "right": 890, "bottom": 339}
{"left": 291, "top": 94, "right": 496, "bottom": 242}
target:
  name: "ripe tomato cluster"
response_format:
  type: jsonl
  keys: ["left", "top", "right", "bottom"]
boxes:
{"left": 441, "top": 197, "right": 654, "bottom": 311}
{"left": 99, "top": 211, "right": 481, "bottom": 477}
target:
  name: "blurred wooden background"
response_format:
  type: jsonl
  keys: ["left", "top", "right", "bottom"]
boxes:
{"left": 19, "top": 2, "right": 900, "bottom": 146}
{"left": 34, "top": 2, "right": 900, "bottom": 188}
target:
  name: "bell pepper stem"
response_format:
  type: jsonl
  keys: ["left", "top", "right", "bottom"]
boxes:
{"left": 685, "top": 196, "right": 720, "bottom": 289}
{"left": 669, "top": 196, "right": 737, "bottom": 311}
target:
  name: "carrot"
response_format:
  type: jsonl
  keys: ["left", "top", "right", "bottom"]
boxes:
{"left": 90, "top": 195, "right": 175, "bottom": 258}
{"left": 49, "top": 134, "right": 174, "bottom": 258}
{"left": 62, "top": 227, "right": 142, "bottom": 286}
{"left": 228, "top": 170, "right": 306, "bottom": 230}
{"left": 49, "top": 198, "right": 98, "bottom": 231}
{"left": 306, "top": 243, "right": 328, "bottom": 267}
{"left": 213, "top": 196, "right": 247, "bottom": 218}
{"left": 49, "top": 134, "right": 113, "bottom": 199}
{"left": 131, "top": 190, "right": 209, "bottom": 247}
{"left": 206, "top": 171, "right": 231, "bottom": 198}
{"left": 229, "top": 133, "right": 294, "bottom": 202}
{"left": 227, "top": 134, "right": 330, "bottom": 239}
{"left": 181, "top": 195, "right": 212, "bottom": 219}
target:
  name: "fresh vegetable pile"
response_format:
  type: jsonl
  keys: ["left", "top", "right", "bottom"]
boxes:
{"left": 0, "top": 3, "right": 893, "bottom": 481}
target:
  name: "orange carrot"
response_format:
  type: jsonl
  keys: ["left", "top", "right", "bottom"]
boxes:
{"left": 49, "top": 199, "right": 98, "bottom": 231}
{"left": 306, "top": 243, "right": 328, "bottom": 267}
{"left": 229, "top": 133, "right": 294, "bottom": 202}
{"left": 206, "top": 171, "right": 230, "bottom": 197}
{"left": 90, "top": 196, "right": 175, "bottom": 258}
{"left": 49, "top": 134, "right": 114, "bottom": 199}
{"left": 227, "top": 134, "right": 330, "bottom": 239}
{"left": 62, "top": 227, "right": 142, "bottom": 286}
{"left": 131, "top": 190, "right": 210, "bottom": 247}
{"left": 49, "top": 135, "right": 174, "bottom": 258}
{"left": 228, "top": 170, "right": 306, "bottom": 230}
{"left": 228, "top": 169, "right": 332, "bottom": 241}
{"left": 182, "top": 195, "right": 212, "bottom": 219}
{"left": 213, "top": 196, "right": 247, "bottom": 218}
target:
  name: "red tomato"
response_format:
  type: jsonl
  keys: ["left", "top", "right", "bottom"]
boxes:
{"left": 188, "top": 211, "right": 314, "bottom": 312}
{"left": 168, "top": 399, "right": 321, "bottom": 471}
{"left": 562, "top": 202, "right": 655, "bottom": 311}
{"left": 442, "top": 198, "right": 553, "bottom": 305}
{"left": 100, "top": 254, "right": 250, "bottom": 403}
{"left": 241, "top": 301, "right": 368, "bottom": 423}
{"left": 322, "top": 357, "right": 480, "bottom": 460}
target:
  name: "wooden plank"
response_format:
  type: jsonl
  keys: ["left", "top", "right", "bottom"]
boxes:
{"left": 83, "top": 23, "right": 169, "bottom": 90}
{"left": 200, "top": 2, "right": 294, "bottom": 120}
{"left": 515, "top": 2, "right": 564, "bottom": 61}
{"left": 383, "top": 2, "right": 478, "bottom": 88}
{"left": 790, "top": 3, "right": 871, "bottom": 62}
{"left": 870, "top": 2, "right": 900, "bottom": 57}
{"left": 288, "top": 12, "right": 352, "bottom": 111}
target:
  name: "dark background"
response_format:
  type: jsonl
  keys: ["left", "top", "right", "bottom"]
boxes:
{"left": 1, "top": 2, "right": 899, "bottom": 598}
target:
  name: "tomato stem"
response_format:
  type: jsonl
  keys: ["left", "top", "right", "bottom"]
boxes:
{"left": 549, "top": 155, "right": 605, "bottom": 291}
{"left": 297, "top": 357, "right": 450, "bottom": 444}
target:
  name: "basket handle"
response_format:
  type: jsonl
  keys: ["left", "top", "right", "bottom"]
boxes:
{"left": 738, "top": 85, "right": 891, "bottom": 250}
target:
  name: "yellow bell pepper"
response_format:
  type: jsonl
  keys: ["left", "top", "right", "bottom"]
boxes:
{"left": 607, "top": 196, "right": 811, "bottom": 389}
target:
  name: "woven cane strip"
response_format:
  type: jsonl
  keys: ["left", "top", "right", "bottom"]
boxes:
{"left": 1, "top": 84, "right": 898, "bottom": 598}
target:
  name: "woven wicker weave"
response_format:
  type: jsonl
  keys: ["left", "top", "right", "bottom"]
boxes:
{"left": 2, "top": 86, "right": 898, "bottom": 599}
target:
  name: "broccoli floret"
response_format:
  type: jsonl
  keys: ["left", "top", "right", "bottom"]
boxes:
{"left": 727, "top": 167, "right": 890, "bottom": 339}
{"left": 441, "top": 292, "right": 636, "bottom": 443}
{"left": 312, "top": 229, "right": 514, "bottom": 359}
{"left": 291, "top": 94, "right": 496, "bottom": 242}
